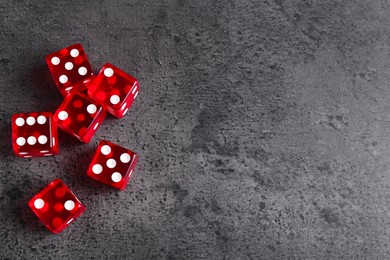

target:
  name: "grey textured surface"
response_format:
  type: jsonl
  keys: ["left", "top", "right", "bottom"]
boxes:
{"left": 1, "top": 0, "right": 390, "bottom": 259}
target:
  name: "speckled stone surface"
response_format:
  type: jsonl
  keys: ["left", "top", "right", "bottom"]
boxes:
{"left": 1, "top": 0, "right": 390, "bottom": 259}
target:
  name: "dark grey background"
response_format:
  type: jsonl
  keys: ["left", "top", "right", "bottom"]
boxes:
{"left": 1, "top": 0, "right": 390, "bottom": 259}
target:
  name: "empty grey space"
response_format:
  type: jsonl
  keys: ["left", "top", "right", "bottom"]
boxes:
{"left": 1, "top": 0, "right": 390, "bottom": 259}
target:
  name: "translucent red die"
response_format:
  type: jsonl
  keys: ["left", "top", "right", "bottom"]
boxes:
{"left": 11, "top": 112, "right": 58, "bottom": 158}
{"left": 88, "top": 63, "right": 139, "bottom": 118}
{"left": 54, "top": 92, "right": 105, "bottom": 143}
{"left": 87, "top": 140, "right": 138, "bottom": 190}
{"left": 46, "top": 43, "right": 95, "bottom": 96}
{"left": 28, "top": 179, "right": 86, "bottom": 233}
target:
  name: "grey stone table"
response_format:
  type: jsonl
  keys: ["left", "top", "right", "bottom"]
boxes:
{"left": 1, "top": 0, "right": 390, "bottom": 259}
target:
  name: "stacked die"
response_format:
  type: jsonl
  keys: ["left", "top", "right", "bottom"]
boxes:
{"left": 11, "top": 43, "right": 140, "bottom": 233}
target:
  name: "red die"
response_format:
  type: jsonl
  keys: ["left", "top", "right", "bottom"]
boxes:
{"left": 54, "top": 92, "right": 106, "bottom": 143}
{"left": 88, "top": 63, "right": 139, "bottom": 118}
{"left": 87, "top": 140, "right": 138, "bottom": 190}
{"left": 28, "top": 179, "right": 86, "bottom": 233}
{"left": 11, "top": 112, "right": 58, "bottom": 158}
{"left": 46, "top": 43, "right": 94, "bottom": 96}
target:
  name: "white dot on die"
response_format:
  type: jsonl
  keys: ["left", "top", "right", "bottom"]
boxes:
{"left": 51, "top": 57, "right": 60, "bottom": 65}
{"left": 110, "top": 95, "right": 120, "bottom": 105}
{"left": 37, "top": 115, "right": 47, "bottom": 125}
{"left": 64, "top": 200, "right": 75, "bottom": 211}
{"left": 92, "top": 164, "right": 103, "bottom": 174}
{"left": 16, "top": 137, "right": 26, "bottom": 146}
{"left": 65, "top": 62, "right": 74, "bottom": 70}
{"left": 58, "top": 111, "right": 68, "bottom": 120}
{"left": 132, "top": 85, "right": 137, "bottom": 94}
{"left": 15, "top": 117, "right": 25, "bottom": 126}
{"left": 104, "top": 68, "right": 114, "bottom": 77}
{"left": 38, "top": 135, "right": 48, "bottom": 144}
{"left": 120, "top": 153, "right": 131, "bottom": 163}
{"left": 106, "top": 159, "right": 116, "bottom": 168}
{"left": 26, "top": 116, "right": 36, "bottom": 126}
{"left": 87, "top": 104, "right": 97, "bottom": 114}
{"left": 111, "top": 172, "right": 122, "bottom": 183}
{"left": 34, "top": 198, "right": 45, "bottom": 209}
{"left": 101, "top": 145, "right": 111, "bottom": 155}
{"left": 59, "top": 75, "right": 68, "bottom": 84}
{"left": 27, "top": 136, "right": 37, "bottom": 145}
{"left": 70, "top": 49, "right": 79, "bottom": 57}
{"left": 78, "top": 67, "right": 87, "bottom": 76}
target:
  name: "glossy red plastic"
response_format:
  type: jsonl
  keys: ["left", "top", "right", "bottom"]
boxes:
{"left": 87, "top": 140, "right": 138, "bottom": 190}
{"left": 28, "top": 179, "right": 86, "bottom": 233}
{"left": 88, "top": 63, "right": 139, "bottom": 118}
{"left": 46, "top": 43, "right": 95, "bottom": 96}
{"left": 54, "top": 92, "right": 106, "bottom": 143}
{"left": 11, "top": 112, "right": 58, "bottom": 158}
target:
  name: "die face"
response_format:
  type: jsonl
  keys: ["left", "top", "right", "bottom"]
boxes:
{"left": 88, "top": 63, "right": 139, "bottom": 118}
{"left": 54, "top": 92, "right": 106, "bottom": 143}
{"left": 28, "top": 179, "right": 86, "bottom": 233}
{"left": 87, "top": 140, "right": 138, "bottom": 190}
{"left": 12, "top": 112, "right": 58, "bottom": 158}
{"left": 46, "top": 43, "right": 95, "bottom": 96}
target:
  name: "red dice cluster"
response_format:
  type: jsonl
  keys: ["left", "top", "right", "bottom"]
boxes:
{"left": 11, "top": 43, "right": 140, "bottom": 233}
